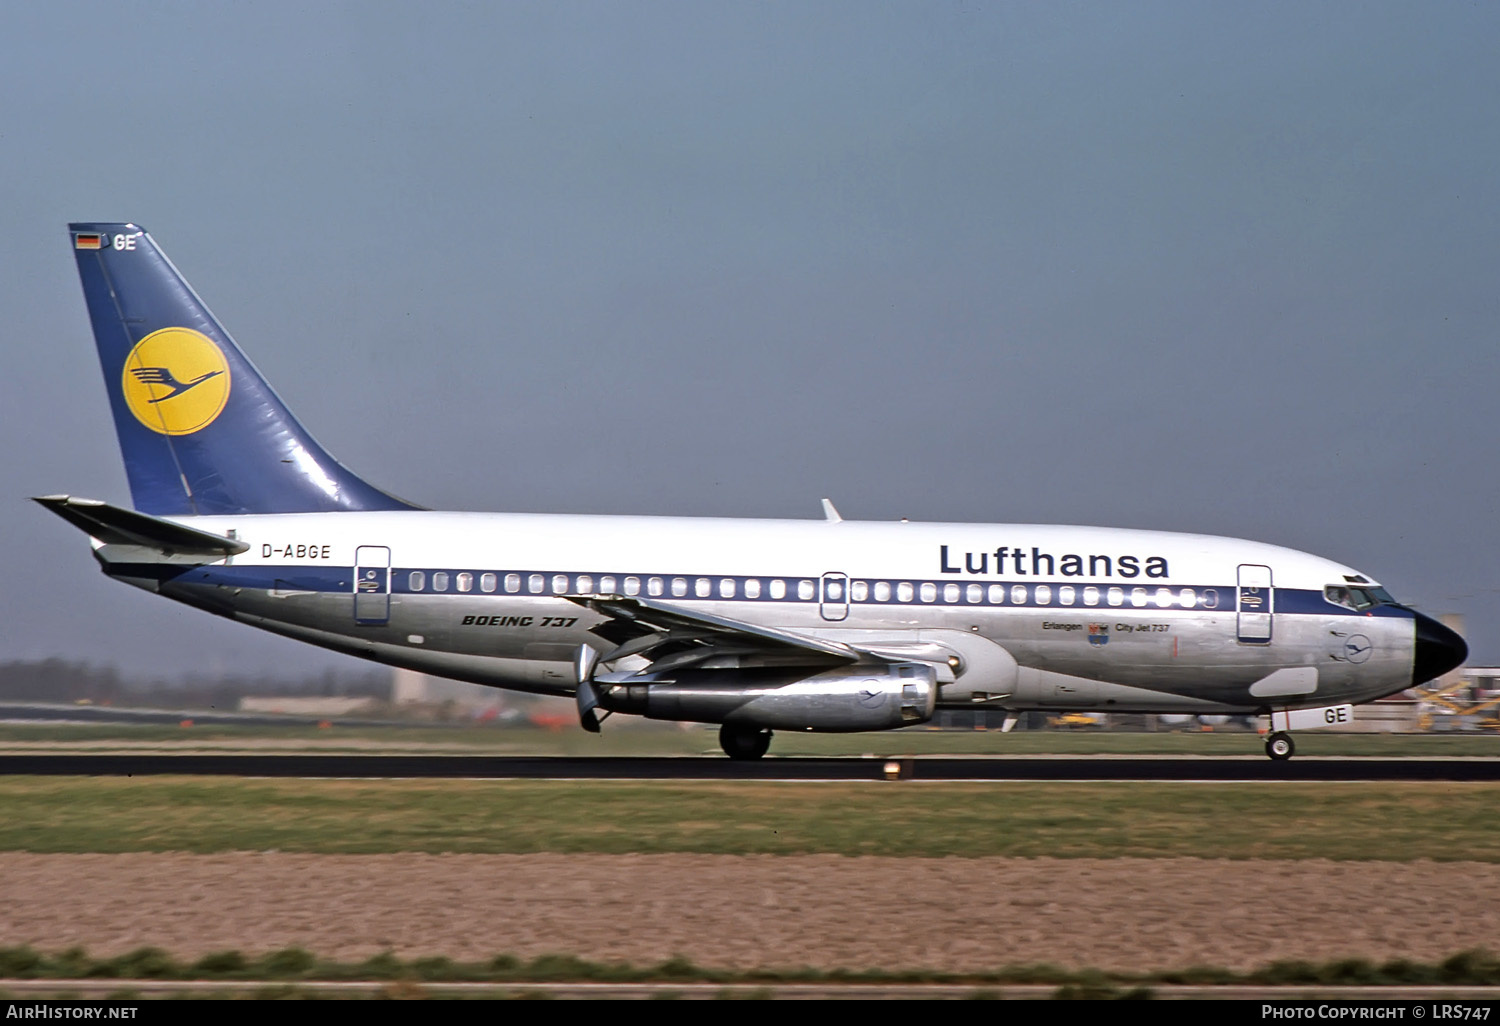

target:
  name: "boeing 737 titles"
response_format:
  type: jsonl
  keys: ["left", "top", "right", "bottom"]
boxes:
{"left": 41, "top": 224, "right": 1467, "bottom": 760}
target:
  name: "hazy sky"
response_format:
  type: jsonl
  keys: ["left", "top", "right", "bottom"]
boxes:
{"left": 3, "top": 2, "right": 1498, "bottom": 678}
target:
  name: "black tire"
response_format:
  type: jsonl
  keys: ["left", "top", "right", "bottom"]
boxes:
{"left": 720, "top": 724, "right": 773, "bottom": 760}
{"left": 1265, "top": 732, "right": 1295, "bottom": 761}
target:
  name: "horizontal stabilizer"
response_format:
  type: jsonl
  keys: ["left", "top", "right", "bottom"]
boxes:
{"left": 33, "top": 495, "right": 248, "bottom": 556}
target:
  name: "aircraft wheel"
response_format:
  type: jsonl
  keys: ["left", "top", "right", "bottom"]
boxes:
{"left": 720, "top": 724, "right": 773, "bottom": 760}
{"left": 1265, "top": 732, "right": 1295, "bottom": 761}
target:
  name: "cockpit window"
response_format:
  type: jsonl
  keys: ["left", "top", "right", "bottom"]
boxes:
{"left": 1325, "top": 585, "right": 1394, "bottom": 611}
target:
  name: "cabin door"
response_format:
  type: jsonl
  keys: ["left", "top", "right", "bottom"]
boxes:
{"left": 819, "top": 572, "right": 850, "bottom": 621}
{"left": 1237, "top": 563, "right": 1273, "bottom": 643}
{"left": 354, "top": 545, "right": 391, "bottom": 625}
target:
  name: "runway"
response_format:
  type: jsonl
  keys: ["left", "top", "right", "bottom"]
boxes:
{"left": 2, "top": 754, "right": 1498, "bottom": 781}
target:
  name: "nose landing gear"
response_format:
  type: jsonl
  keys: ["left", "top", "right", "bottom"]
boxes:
{"left": 1265, "top": 731, "right": 1295, "bottom": 761}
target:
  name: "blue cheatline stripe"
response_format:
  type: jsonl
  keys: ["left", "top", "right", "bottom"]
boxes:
{"left": 1271, "top": 588, "right": 1409, "bottom": 618}
{"left": 108, "top": 562, "right": 1412, "bottom": 619}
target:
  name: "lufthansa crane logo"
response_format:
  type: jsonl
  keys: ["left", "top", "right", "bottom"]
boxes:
{"left": 121, "top": 328, "right": 231, "bottom": 435}
{"left": 1344, "top": 634, "right": 1373, "bottom": 664}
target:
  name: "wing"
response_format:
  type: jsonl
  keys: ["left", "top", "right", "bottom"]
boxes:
{"left": 566, "top": 593, "right": 859, "bottom": 675}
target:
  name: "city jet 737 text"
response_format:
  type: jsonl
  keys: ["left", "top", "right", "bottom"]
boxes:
{"left": 40, "top": 223, "right": 1467, "bottom": 760}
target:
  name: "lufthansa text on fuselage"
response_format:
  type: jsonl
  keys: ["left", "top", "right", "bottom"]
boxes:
{"left": 938, "top": 545, "right": 1169, "bottom": 579}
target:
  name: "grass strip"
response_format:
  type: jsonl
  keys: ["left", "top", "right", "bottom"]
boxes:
{"left": 0, "top": 777, "right": 1498, "bottom": 859}
{"left": 2, "top": 945, "right": 1499, "bottom": 988}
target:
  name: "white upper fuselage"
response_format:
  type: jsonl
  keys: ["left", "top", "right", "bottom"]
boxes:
{"left": 182, "top": 510, "right": 1370, "bottom": 590}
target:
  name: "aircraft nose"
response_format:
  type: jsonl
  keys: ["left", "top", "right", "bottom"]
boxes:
{"left": 1411, "top": 610, "right": 1467, "bottom": 686}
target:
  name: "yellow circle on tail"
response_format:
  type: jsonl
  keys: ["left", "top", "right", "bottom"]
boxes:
{"left": 121, "top": 328, "right": 232, "bottom": 436}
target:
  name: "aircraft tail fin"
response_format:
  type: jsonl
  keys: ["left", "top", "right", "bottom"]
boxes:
{"left": 67, "top": 223, "right": 418, "bottom": 515}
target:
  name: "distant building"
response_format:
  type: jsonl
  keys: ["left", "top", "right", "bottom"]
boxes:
{"left": 237, "top": 696, "right": 379, "bottom": 717}
{"left": 391, "top": 667, "right": 508, "bottom": 714}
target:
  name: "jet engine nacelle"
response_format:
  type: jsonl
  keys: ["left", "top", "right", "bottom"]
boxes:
{"left": 595, "top": 662, "right": 937, "bottom": 732}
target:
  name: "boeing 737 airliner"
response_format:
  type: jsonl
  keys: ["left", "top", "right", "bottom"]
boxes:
{"left": 41, "top": 223, "right": 1467, "bottom": 759}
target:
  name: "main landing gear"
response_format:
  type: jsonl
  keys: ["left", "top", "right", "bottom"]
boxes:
{"left": 720, "top": 724, "right": 773, "bottom": 760}
{"left": 1265, "top": 731, "right": 1295, "bottom": 761}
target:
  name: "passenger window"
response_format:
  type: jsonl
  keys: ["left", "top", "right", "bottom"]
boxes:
{"left": 1035, "top": 584, "right": 1052, "bottom": 605}
{"left": 551, "top": 575, "right": 568, "bottom": 594}
{"left": 695, "top": 577, "right": 711, "bottom": 598}
{"left": 504, "top": 573, "right": 520, "bottom": 593}
{"left": 600, "top": 576, "right": 616, "bottom": 593}
{"left": 671, "top": 578, "right": 688, "bottom": 597}
{"left": 988, "top": 584, "right": 1005, "bottom": 604}
{"left": 1011, "top": 584, "right": 1027, "bottom": 605}
{"left": 874, "top": 581, "right": 891, "bottom": 602}
{"left": 408, "top": 571, "right": 425, "bottom": 592}
{"left": 897, "top": 582, "right": 914, "bottom": 602}
{"left": 528, "top": 574, "right": 544, "bottom": 594}
{"left": 967, "top": 584, "right": 983, "bottom": 603}
{"left": 851, "top": 581, "right": 868, "bottom": 602}
{"left": 576, "top": 575, "right": 593, "bottom": 594}
{"left": 745, "top": 579, "right": 762, "bottom": 599}
{"left": 719, "top": 578, "right": 736, "bottom": 599}
{"left": 1179, "top": 588, "right": 1196, "bottom": 608}
{"left": 943, "top": 583, "right": 959, "bottom": 603}
{"left": 1083, "top": 586, "right": 1100, "bottom": 606}
{"left": 1131, "top": 587, "right": 1148, "bottom": 607}
{"left": 798, "top": 579, "right": 815, "bottom": 600}
{"left": 624, "top": 576, "right": 641, "bottom": 596}
{"left": 647, "top": 577, "right": 663, "bottom": 596}
{"left": 825, "top": 580, "right": 844, "bottom": 601}
{"left": 456, "top": 572, "right": 473, "bottom": 593}
{"left": 1059, "top": 586, "right": 1075, "bottom": 606}
{"left": 1107, "top": 587, "right": 1124, "bottom": 607}
{"left": 480, "top": 573, "right": 496, "bottom": 593}
{"left": 770, "top": 579, "right": 787, "bottom": 599}
{"left": 433, "top": 572, "right": 449, "bottom": 593}
{"left": 1201, "top": 588, "right": 1219, "bottom": 609}
{"left": 1154, "top": 587, "right": 1172, "bottom": 608}
{"left": 920, "top": 582, "right": 937, "bottom": 602}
